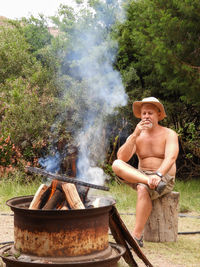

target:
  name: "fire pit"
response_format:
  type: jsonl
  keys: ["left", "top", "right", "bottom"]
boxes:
{"left": 0, "top": 195, "right": 125, "bottom": 266}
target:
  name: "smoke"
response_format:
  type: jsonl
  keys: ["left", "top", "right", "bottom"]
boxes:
{"left": 39, "top": 152, "right": 61, "bottom": 173}
{"left": 73, "top": 1, "right": 127, "bottom": 184}
{"left": 40, "top": 1, "right": 127, "bottom": 185}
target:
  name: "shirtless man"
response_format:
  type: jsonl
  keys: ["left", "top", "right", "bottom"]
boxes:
{"left": 112, "top": 97, "right": 179, "bottom": 247}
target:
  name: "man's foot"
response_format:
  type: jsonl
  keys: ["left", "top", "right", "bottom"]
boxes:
{"left": 155, "top": 180, "right": 166, "bottom": 194}
{"left": 133, "top": 235, "right": 143, "bottom": 248}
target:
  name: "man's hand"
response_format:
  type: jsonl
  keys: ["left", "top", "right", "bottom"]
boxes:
{"left": 137, "top": 119, "right": 153, "bottom": 132}
{"left": 147, "top": 175, "right": 161, "bottom": 189}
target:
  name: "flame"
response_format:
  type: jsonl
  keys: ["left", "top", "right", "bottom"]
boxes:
{"left": 48, "top": 179, "right": 58, "bottom": 201}
{"left": 57, "top": 200, "right": 64, "bottom": 210}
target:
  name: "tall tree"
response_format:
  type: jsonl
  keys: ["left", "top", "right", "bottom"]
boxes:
{"left": 116, "top": 0, "right": 200, "bottom": 103}
{"left": 0, "top": 22, "right": 61, "bottom": 164}
{"left": 115, "top": 0, "right": 200, "bottom": 178}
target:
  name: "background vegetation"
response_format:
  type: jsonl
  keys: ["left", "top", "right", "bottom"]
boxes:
{"left": 0, "top": 0, "right": 199, "bottom": 181}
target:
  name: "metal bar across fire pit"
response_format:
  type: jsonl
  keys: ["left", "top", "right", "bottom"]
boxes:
{"left": 26, "top": 166, "right": 109, "bottom": 191}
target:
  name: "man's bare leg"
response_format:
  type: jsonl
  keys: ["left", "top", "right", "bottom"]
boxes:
{"left": 112, "top": 159, "right": 153, "bottom": 242}
{"left": 133, "top": 184, "right": 152, "bottom": 239}
{"left": 112, "top": 159, "right": 163, "bottom": 192}
{"left": 112, "top": 159, "right": 150, "bottom": 184}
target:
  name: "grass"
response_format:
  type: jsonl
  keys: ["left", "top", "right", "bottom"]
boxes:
{"left": 108, "top": 178, "right": 200, "bottom": 267}
{"left": 96, "top": 178, "right": 200, "bottom": 266}
{"left": 0, "top": 176, "right": 200, "bottom": 266}
{"left": 104, "top": 178, "right": 200, "bottom": 214}
{"left": 1, "top": 175, "right": 199, "bottom": 213}
{"left": 0, "top": 175, "right": 42, "bottom": 211}
{"left": 174, "top": 178, "right": 200, "bottom": 213}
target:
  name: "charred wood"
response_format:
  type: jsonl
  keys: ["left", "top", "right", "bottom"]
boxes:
{"left": 42, "top": 188, "right": 65, "bottom": 210}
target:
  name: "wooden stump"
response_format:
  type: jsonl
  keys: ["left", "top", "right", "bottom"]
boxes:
{"left": 144, "top": 191, "right": 180, "bottom": 242}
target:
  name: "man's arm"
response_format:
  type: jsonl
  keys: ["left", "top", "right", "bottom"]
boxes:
{"left": 117, "top": 121, "right": 144, "bottom": 162}
{"left": 156, "top": 129, "right": 179, "bottom": 176}
{"left": 117, "top": 133, "right": 137, "bottom": 162}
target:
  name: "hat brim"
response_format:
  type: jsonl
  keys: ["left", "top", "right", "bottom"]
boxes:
{"left": 133, "top": 101, "right": 167, "bottom": 121}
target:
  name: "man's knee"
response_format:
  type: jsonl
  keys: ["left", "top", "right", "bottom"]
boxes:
{"left": 137, "top": 184, "right": 150, "bottom": 198}
{"left": 112, "top": 159, "right": 124, "bottom": 175}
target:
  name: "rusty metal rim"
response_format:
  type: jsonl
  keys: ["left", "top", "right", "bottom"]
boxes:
{"left": 6, "top": 195, "right": 116, "bottom": 217}
{"left": 9, "top": 244, "right": 113, "bottom": 263}
{"left": 0, "top": 242, "right": 125, "bottom": 266}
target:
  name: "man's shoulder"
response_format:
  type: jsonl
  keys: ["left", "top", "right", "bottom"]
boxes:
{"left": 161, "top": 126, "right": 178, "bottom": 137}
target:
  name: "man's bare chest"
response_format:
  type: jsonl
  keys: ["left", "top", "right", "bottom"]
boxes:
{"left": 136, "top": 134, "right": 166, "bottom": 159}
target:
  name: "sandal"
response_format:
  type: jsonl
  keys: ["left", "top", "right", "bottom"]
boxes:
{"left": 155, "top": 180, "right": 166, "bottom": 195}
{"left": 128, "top": 235, "right": 143, "bottom": 249}
{"left": 134, "top": 235, "right": 144, "bottom": 247}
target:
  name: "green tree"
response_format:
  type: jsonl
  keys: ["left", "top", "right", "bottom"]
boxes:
{"left": 22, "top": 15, "right": 52, "bottom": 53}
{"left": 0, "top": 22, "right": 62, "bottom": 166}
{"left": 116, "top": 0, "right": 200, "bottom": 101}
{"left": 115, "top": 0, "right": 200, "bottom": 178}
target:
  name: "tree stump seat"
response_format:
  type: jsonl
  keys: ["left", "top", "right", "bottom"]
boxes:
{"left": 144, "top": 191, "right": 180, "bottom": 242}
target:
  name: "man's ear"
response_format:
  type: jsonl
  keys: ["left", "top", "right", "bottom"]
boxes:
{"left": 158, "top": 111, "right": 161, "bottom": 119}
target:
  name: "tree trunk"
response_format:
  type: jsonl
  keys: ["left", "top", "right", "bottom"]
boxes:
{"left": 144, "top": 191, "right": 180, "bottom": 242}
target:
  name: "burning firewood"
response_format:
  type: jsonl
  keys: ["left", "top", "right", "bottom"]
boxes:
{"left": 42, "top": 180, "right": 65, "bottom": 210}
{"left": 29, "top": 184, "right": 49, "bottom": 209}
{"left": 59, "top": 200, "right": 69, "bottom": 210}
{"left": 62, "top": 183, "right": 85, "bottom": 209}
{"left": 29, "top": 179, "right": 86, "bottom": 210}
{"left": 42, "top": 189, "right": 65, "bottom": 210}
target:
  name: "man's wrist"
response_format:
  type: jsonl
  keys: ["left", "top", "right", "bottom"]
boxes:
{"left": 155, "top": 171, "right": 163, "bottom": 178}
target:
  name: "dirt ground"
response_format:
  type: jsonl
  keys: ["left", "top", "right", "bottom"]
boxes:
{"left": 0, "top": 213, "right": 14, "bottom": 244}
{"left": 0, "top": 212, "right": 199, "bottom": 267}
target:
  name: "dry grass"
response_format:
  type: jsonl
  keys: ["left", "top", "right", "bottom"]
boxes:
{"left": 113, "top": 213, "right": 200, "bottom": 266}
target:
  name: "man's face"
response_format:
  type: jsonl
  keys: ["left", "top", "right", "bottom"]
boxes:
{"left": 140, "top": 104, "right": 160, "bottom": 124}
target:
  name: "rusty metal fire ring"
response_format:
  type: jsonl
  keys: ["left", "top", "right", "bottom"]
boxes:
{"left": 0, "top": 242, "right": 125, "bottom": 267}
{"left": 6, "top": 195, "right": 116, "bottom": 258}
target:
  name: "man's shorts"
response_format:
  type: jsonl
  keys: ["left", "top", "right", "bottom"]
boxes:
{"left": 120, "top": 170, "right": 175, "bottom": 200}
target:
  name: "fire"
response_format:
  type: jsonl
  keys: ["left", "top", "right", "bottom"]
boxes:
{"left": 48, "top": 179, "right": 58, "bottom": 201}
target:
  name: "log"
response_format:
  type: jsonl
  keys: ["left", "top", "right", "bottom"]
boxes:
{"left": 144, "top": 191, "right": 180, "bottom": 242}
{"left": 62, "top": 183, "right": 85, "bottom": 209}
{"left": 42, "top": 188, "right": 65, "bottom": 210}
{"left": 29, "top": 184, "right": 49, "bottom": 209}
{"left": 59, "top": 200, "right": 69, "bottom": 210}
{"left": 109, "top": 208, "right": 138, "bottom": 267}
{"left": 109, "top": 206, "right": 153, "bottom": 267}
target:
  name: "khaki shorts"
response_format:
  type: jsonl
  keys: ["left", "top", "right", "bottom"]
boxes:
{"left": 120, "top": 170, "right": 175, "bottom": 200}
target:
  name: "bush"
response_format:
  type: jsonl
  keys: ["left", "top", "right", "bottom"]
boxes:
{"left": 0, "top": 135, "right": 23, "bottom": 176}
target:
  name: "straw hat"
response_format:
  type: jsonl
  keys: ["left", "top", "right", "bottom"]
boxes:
{"left": 132, "top": 97, "right": 167, "bottom": 121}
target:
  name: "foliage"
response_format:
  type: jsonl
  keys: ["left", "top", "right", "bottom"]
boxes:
{"left": 114, "top": 0, "right": 200, "bottom": 178}
{"left": 0, "top": 136, "right": 23, "bottom": 176}
{"left": 22, "top": 15, "right": 52, "bottom": 54}
{"left": 0, "top": 20, "right": 62, "bottom": 169}
{"left": 0, "top": 1, "right": 200, "bottom": 180}
{"left": 0, "top": 26, "right": 31, "bottom": 84}
{"left": 116, "top": 0, "right": 200, "bottom": 102}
